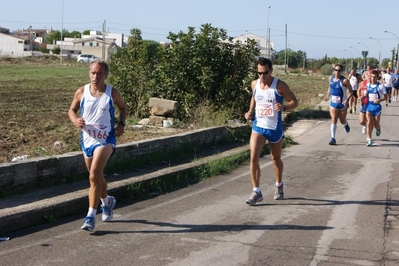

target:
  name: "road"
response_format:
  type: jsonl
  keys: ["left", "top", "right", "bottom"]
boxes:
{"left": 1, "top": 104, "right": 399, "bottom": 266}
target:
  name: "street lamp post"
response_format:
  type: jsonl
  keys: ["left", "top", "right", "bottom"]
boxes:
{"left": 349, "top": 46, "right": 361, "bottom": 69}
{"left": 343, "top": 48, "right": 353, "bottom": 69}
{"left": 369, "top": 36, "right": 382, "bottom": 67}
{"left": 357, "top": 42, "right": 369, "bottom": 69}
{"left": 60, "top": 0, "right": 64, "bottom": 63}
{"left": 266, "top": 5, "right": 271, "bottom": 58}
{"left": 384, "top": 30, "right": 399, "bottom": 70}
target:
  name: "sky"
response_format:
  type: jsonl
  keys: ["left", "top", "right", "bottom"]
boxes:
{"left": 1, "top": 0, "right": 398, "bottom": 61}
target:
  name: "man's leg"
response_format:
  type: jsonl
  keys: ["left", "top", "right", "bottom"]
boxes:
{"left": 352, "top": 95, "right": 358, "bottom": 113}
{"left": 269, "top": 139, "right": 284, "bottom": 200}
{"left": 366, "top": 112, "right": 374, "bottom": 146}
{"left": 249, "top": 132, "right": 267, "bottom": 187}
{"left": 359, "top": 111, "right": 367, "bottom": 134}
{"left": 374, "top": 114, "right": 382, "bottom": 137}
{"left": 81, "top": 144, "right": 113, "bottom": 231}
{"left": 328, "top": 107, "right": 340, "bottom": 145}
{"left": 269, "top": 139, "right": 283, "bottom": 184}
{"left": 246, "top": 131, "right": 267, "bottom": 205}
{"left": 87, "top": 145, "right": 113, "bottom": 209}
{"left": 339, "top": 108, "right": 350, "bottom": 133}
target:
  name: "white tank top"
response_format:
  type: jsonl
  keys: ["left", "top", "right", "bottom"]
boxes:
{"left": 80, "top": 84, "right": 115, "bottom": 149}
{"left": 254, "top": 78, "right": 282, "bottom": 130}
{"left": 349, "top": 74, "right": 359, "bottom": 90}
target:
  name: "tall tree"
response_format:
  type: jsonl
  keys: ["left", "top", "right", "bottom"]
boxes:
{"left": 129, "top": 28, "right": 142, "bottom": 42}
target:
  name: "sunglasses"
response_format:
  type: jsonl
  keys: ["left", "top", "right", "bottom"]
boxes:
{"left": 334, "top": 69, "right": 342, "bottom": 72}
{"left": 258, "top": 69, "right": 271, "bottom": 75}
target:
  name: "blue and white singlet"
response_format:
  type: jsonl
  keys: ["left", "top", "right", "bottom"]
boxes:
{"left": 80, "top": 84, "right": 116, "bottom": 157}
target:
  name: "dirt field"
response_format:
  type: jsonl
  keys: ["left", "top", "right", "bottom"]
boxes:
{"left": 0, "top": 58, "right": 190, "bottom": 164}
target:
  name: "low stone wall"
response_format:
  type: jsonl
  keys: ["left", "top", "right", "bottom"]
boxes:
{"left": 0, "top": 125, "right": 251, "bottom": 189}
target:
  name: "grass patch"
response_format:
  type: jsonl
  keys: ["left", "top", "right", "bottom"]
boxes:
{"left": 125, "top": 150, "right": 251, "bottom": 201}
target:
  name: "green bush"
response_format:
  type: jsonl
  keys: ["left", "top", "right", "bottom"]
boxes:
{"left": 52, "top": 46, "right": 60, "bottom": 55}
{"left": 109, "top": 24, "right": 259, "bottom": 124}
{"left": 320, "top": 64, "right": 333, "bottom": 75}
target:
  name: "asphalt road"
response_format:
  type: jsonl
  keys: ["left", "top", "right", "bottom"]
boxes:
{"left": 1, "top": 103, "right": 399, "bottom": 266}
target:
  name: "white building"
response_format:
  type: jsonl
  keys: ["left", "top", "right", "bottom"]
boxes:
{"left": 232, "top": 32, "right": 275, "bottom": 59}
{"left": 46, "top": 30, "right": 122, "bottom": 61}
{"left": 0, "top": 27, "right": 50, "bottom": 57}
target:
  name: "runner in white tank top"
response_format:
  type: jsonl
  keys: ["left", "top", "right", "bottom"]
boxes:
{"left": 244, "top": 57, "right": 298, "bottom": 205}
{"left": 80, "top": 83, "right": 116, "bottom": 157}
{"left": 68, "top": 60, "right": 127, "bottom": 232}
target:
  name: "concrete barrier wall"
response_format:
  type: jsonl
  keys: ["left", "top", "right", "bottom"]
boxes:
{"left": 0, "top": 125, "right": 250, "bottom": 189}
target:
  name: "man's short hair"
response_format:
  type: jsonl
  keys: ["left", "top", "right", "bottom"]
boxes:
{"left": 90, "top": 59, "right": 110, "bottom": 75}
{"left": 335, "top": 64, "right": 343, "bottom": 71}
{"left": 257, "top": 57, "right": 273, "bottom": 69}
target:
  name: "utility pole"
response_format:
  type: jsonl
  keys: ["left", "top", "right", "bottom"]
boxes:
{"left": 60, "top": 0, "right": 64, "bottom": 63}
{"left": 102, "top": 20, "right": 106, "bottom": 60}
{"left": 266, "top": 5, "right": 271, "bottom": 58}
{"left": 284, "top": 24, "right": 287, "bottom": 73}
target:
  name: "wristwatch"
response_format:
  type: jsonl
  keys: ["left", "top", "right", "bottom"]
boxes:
{"left": 118, "top": 121, "right": 126, "bottom": 127}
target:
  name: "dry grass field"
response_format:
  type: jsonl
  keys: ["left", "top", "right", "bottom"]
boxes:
{"left": 0, "top": 57, "right": 329, "bottom": 163}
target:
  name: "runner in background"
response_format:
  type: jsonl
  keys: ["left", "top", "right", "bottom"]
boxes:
{"left": 348, "top": 68, "right": 362, "bottom": 114}
{"left": 358, "top": 74, "right": 371, "bottom": 135}
{"left": 392, "top": 69, "right": 399, "bottom": 102}
{"left": 365, "top": 70, "right": 387, "bottom": 147}
{"left": 382, "top": 67, "right": 393, "bottom": 106}
{"left": 325, "top": 64, "right": 353, "bottom": 145}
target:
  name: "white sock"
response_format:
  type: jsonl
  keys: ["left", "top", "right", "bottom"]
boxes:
{"left": 276, "top": 182, "right": 283, "bottom": 187}
{"left": 331, "top": 124, "right": 337, "bottom": 138}
{"left": 101, "top": 195, "right": 110, "bottom": 206}
{"left": 253, "top": 187, "right": 261, "bottom": 193}
{"left": 87, "top": 207, "right": 97, "bottom": 217}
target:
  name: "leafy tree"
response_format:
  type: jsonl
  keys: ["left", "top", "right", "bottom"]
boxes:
{"left": 109, "top": 24, "right": 259, "bottom": 120}
{"left": 45, "top": 29, "right": 70, "bottom": 44}
{"left": 320, "top": 64, "right": 333, "bottom": 75}
{"left": 273, "top": 49, "right": 308, "bottom": 69}
{"left": 311, "top": 54, "right": 331, "bottom": 71}
{"left": 381, "top": 58, "right": 391, "bottom": 69}
{"left": 157, "top": 24, "right": 259, "bottom": 119}
{"left": 129, "top": 28, "right": 142, "bottom": 41}
{"left": 67, "top": 31, "right": 81, "bottom": 38}
{"left": 109, "top": 32, "right": 161, "bottom": 117}
{"left": 365, "top": 58, "right": 379, "bottom": 69}
{"left": 46, "top": 30, "right": 61, "bottom": 44}
{"left": 52, "top": 46, "right": 60, "bottom": 55}
{"left": 82, "top": 30, "right": 91, "bottom": 35}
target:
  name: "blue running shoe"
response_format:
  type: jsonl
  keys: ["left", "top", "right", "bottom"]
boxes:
{"left": 329, "top": 138, "right": 336, "bottom": 145}
{"left": 376, "top": 128, "right": 381, "bottom": 137}
{"left": 101, "top": 196, "right": 116, "bottom": 222}
{"left": 344, "top": 123, "right": 350, "bottom": 133}
{"left": 81, "top": 216, "right": 95, "bottom": 231}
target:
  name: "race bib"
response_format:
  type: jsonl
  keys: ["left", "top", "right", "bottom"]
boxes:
{"left": 85, "top": 123, "right": 109, "bottom": 141}
{"left": 369, "top": 93, "right": 378, "bottom": 102}
{"left": 256, "top": 103, "right": 274, "bottom": 117}
{"left": 331, "top": 95, "right": 341, "bottom": 103}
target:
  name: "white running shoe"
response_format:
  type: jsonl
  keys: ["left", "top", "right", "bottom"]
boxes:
{"left": 362, "top": 126, "right": 366, "bottom": 135}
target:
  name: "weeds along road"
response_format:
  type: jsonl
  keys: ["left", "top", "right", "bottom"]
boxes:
{"left": 1, "top": 105, "right": 399, "bottom": 265}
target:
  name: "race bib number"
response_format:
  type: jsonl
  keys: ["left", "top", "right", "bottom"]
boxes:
{"left": 85, "top": 124, "right": 109, "bottom": 140}
{"left": 369, "top": 93, "right": 378, "bottom": 102}
{"left": 331, "top": 95, "right": 341, "bottom": 103}
{"left": 256, "top": 103, "right": 274, "bottom": 117}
